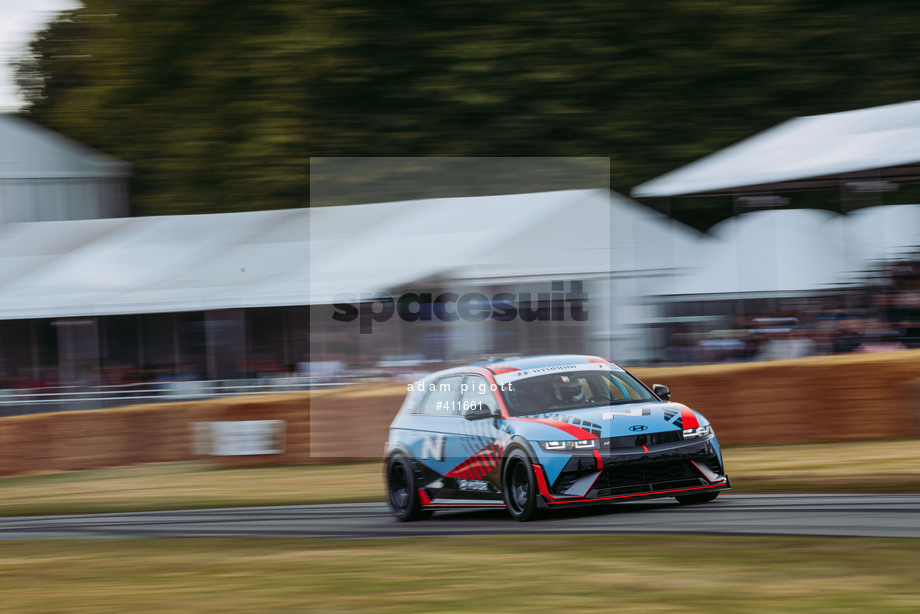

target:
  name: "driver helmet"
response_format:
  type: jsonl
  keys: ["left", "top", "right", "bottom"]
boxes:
{"left": 552, "top": 375, "right": 585, "bottom": 403}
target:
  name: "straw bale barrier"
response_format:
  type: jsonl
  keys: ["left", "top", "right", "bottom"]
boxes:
{"left": 631, "top": 349, "right": 920, "bottom": 445}
{"left": 1, "top": 350, "right": 918, "bottom": 476}
{"left": 0, "top": 394, "right": 307, "bottom": 477}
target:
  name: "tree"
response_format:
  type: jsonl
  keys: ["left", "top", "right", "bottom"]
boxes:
{"left": 16, "top": 0, "right": 920, "bottom": 229}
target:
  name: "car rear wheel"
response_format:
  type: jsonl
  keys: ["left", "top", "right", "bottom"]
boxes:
{"left": 675, "top": 491, "right": 720, "bottom": 505}
{"left": 386, "top": 454, "right": 432, "bottom": 521}
{"left": 502, "top": 450, "right": 541, "bottom": 521}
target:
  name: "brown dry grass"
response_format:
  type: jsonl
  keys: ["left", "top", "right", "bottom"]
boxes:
{"left": 2, "top": 439, "right": 919, "bottom": 516}
{"left": 0, "top": 462, "right": 384, "bottom": 516}
{"left": 724, "top": 439, "right": 920, "bottom": 491}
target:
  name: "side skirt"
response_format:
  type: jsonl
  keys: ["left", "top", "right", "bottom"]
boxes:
{"left": 419, "top": 490, "right": 505, "bottom": 509}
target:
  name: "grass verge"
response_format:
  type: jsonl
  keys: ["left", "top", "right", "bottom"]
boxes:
{"left": 1, "top": 439, "right": 919, "bottom": 517}
{"left": 1, "top": 536, "right": 919, "bottom": 613}
{"left": 0, "top": 462, "right": 384, "bottom": 516}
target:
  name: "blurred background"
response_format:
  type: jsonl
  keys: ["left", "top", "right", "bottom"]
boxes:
{"left": 1, "top": 0, "right": 919, "bottom": 414}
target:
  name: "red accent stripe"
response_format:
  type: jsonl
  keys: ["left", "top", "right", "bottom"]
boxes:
{"left": 533, "top": 463, "right": 551, "bottom": 495}
{"left": 423, "top": 503, "right": 505, "bottom": 508}
{"left": 642, "top": 445, "right": 649, "bottom": 454}
{"left": 592, "top": 449, "right": 603, "bottom": 470}
{"left": 678, "top": 405, "right": 699, "bottom": 430}
{"left": 511, "top": 417, "right": 598, "bottom": 440}
{"left": 417, "top": 489, "right": 432, "bottom": 506}
{"left": 489, "top": 447, "right": 501, "bottom": 467}
{"left": 543, "top": 484, "right": 724, "bottom": 506}
{"left": 445, "top": 443, "right": 502, "bottom": 479}
{"left": 532, "top": 464, "right": 580, "bottom": 501}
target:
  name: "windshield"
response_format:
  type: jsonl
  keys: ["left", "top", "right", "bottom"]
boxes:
{"left": 500, "top": 370, "right": 657, "bottom": 416}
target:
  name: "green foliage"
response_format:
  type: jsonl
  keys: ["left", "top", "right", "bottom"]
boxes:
{"left": 16, "top": 0, "right": 920, "bottom": 227}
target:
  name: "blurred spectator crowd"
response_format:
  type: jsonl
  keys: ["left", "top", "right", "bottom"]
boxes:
{"left": 664, "top": 257, "right": 920, "bottom": 364}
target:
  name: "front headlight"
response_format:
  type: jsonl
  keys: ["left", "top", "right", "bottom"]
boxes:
{"left": 682, "top": 424, "right": 713, "bottom": 439}
{"left": 539, "top": 439, "right": 598, "bottom": 452}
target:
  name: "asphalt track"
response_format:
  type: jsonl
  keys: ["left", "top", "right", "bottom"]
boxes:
{"left": 1, "top": 494, "right": 918, "bottom": 540}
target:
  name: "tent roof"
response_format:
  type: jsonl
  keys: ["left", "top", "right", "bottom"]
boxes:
{"left": 0, "top": 209, "right": 309, "bottom": 319}
{"left": 661, "top": 206, "right": 920, "bottom": 297}
{"left": 0, "top": 114, "right": 131, "bottom": 179}
{"left": 632, "top": 99, "right": 920, "bottom": 198}
{"left": 0, "top": 190, "right": 703, "bottom": 319}
{"left": 0, "top": 191, "right": 916, "bottom": 317}
{"left": 308, "top": 189, "right": 705, "bottom": 303}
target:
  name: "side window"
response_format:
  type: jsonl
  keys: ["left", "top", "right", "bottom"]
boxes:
{"left": 419, "top": 375, "right": 463, "bottom": 416}
{"left": 607, "top": 373, "right": 641, "bottom": 400}
{"left": 460, "top": 375, "right": 497, "bottom": 415}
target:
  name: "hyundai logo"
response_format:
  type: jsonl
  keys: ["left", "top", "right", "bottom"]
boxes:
{"left": 629, "top": 425, "right": 648, "bottom": 432}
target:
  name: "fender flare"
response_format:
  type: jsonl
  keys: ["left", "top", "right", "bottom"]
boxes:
{"left": 385, "top": 445, "right": 428, "bottom": 486}
{"left": 501, "top": 435, "right": 540, "bottom": 473}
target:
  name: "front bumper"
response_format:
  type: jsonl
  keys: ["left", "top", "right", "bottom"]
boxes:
{"left": 534, "top": 435, "right": 730, "bottom": 506}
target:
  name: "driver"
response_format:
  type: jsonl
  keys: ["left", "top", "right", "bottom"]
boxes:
{"left": 552, "top": 375, "right": 586, "bottom": 404}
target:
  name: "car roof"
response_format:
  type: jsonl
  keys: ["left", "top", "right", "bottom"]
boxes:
{"left": 473, "top": 354, "right": 613, "bottom": 372}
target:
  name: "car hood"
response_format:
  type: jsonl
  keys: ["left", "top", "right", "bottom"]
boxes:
{"left": 508, "top": 401, "right": 703, "bottom": 439}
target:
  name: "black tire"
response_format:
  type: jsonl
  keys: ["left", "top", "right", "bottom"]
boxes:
{"left": 675, "top": 491, "right": 720, "bottom": 505}
{"left": 385, "top": 454, "right": 432, "bottom": 521}
{"left": 502, "top": 449, "right": 542, "bottom": 521}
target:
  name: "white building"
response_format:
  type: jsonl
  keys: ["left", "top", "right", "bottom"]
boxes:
{"left": 0, "top": 114, "right": 130, "bottom": 225}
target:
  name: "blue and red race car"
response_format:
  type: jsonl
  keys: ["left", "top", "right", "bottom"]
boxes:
{"left": 385, "top": 354, "right": 729, "bottom": 521}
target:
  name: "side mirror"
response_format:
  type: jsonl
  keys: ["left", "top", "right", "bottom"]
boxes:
{"left": 463, "top": 404, "right": 494, "bottom": 420}
{"left": 652, "top": 384, "right": 670, "bottom": 401}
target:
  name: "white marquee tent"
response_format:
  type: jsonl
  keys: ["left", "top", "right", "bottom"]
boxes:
{"left": 0, "top": 209, "right": 309, "bottom": 319}
{"left": 0, "top": 114, "right": 130, "bottom": 223}
{"left": 0, "top": 187, "right": 917, "bottom": 375}
{"left": 662, "top": 206, "right": 920, "bottom": 298}
{"left": 0, "top": 190, "right": 706, "bottom": 321}
{"left": 633, "top": 99, "right": 920, "bottom": 197}
{"left": 309, "top": 189, "right": 706, "bottom": 303}
{"left": 840, "top": 204, "right": 920, "bottom": 264}
{"left": 664, "top": 209, "right": 850, "bottom": 296}
{"left": 0, "top": 189, "right": 916, "bottom": 318}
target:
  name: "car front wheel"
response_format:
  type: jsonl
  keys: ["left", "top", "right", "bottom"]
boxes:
{"left": 386, "top": 454, "right": 432, "bottom": 521}
{"left": 502, "top": 450, "right": 541, "bottom": 521}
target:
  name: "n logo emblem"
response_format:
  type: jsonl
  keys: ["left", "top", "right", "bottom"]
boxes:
{"left": 420, "top": 435, "right": 446, "bottom": 461}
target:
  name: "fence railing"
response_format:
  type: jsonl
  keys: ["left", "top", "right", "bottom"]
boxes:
{"left": 0, "top": 378, "right": 350, "bottom": 417}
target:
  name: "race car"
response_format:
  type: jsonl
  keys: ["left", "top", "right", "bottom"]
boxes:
{"left": 384, "top": 354, "right": 729, "bottom": 521}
